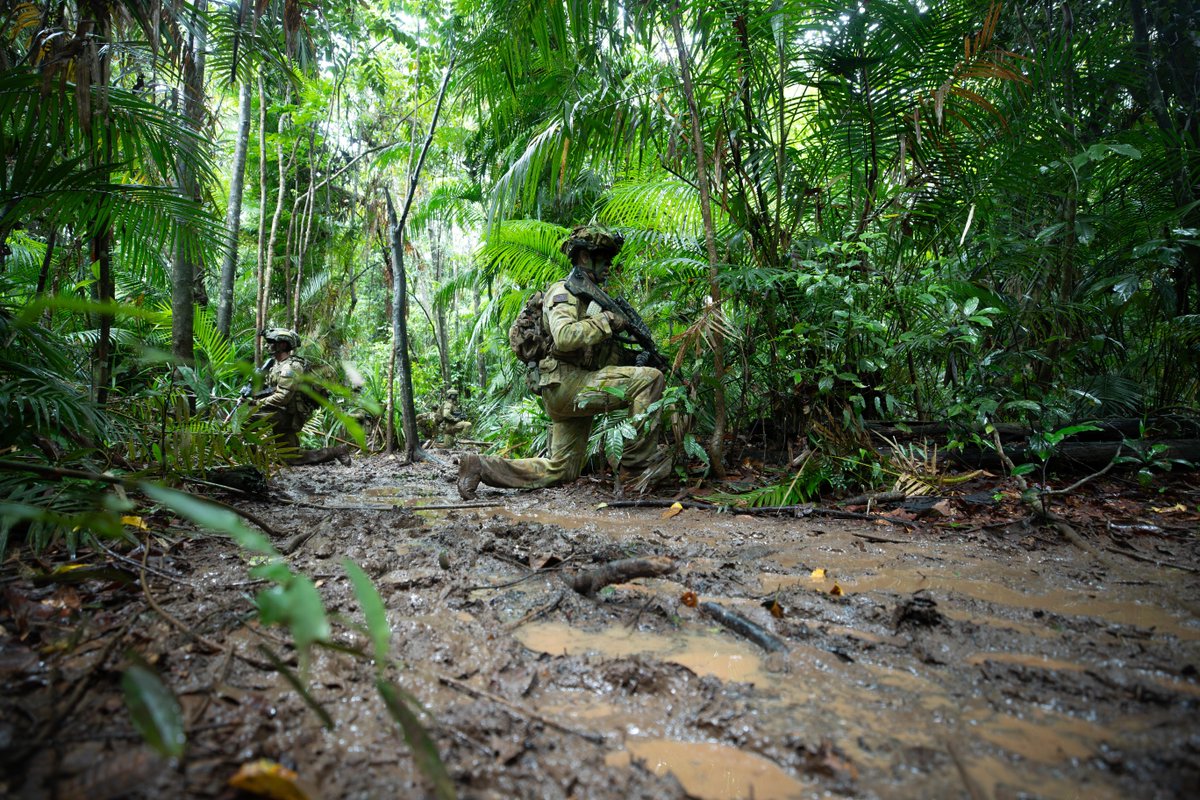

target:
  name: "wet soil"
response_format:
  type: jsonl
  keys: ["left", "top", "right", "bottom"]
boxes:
{"left": 2, "top": 453, "right": 1199, "bottom": 799}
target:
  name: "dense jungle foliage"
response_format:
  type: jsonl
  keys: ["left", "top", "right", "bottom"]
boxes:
{"left": 1, "top": 0, "right": 1197, "bottom": 551}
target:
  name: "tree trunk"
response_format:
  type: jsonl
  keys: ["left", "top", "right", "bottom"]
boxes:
{"left": 217, "top": 71, "right": 254, "bottom": 338}
{"left": 172, "top": 0, "right": 207, "bottom": 364}
{"left": 432, "top": 226, "right": 451, "bottom": 386}
{"left": 386, "top": 188, "right": 421, "bottom": 461}
{"left": 474, "top": 287, "right": 487, "bottom": 390}
{"left": 670, "top": 8, "right": 727, "bottom": 477}
{"left": 386, "top": 55, "right": 455, "bottom": 463}
{"left": 254, "top": 74, "right": 268, "bottom": 363}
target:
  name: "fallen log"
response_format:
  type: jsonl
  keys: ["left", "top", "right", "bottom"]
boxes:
{"left": 948, "top": 438, "right": 1200, "bottom": 471}
{"left": 569, "top": 556, "right": 676, "bottom": 596}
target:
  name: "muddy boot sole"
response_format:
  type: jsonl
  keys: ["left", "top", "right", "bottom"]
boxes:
{"left": 457, "top": 454, "right": 482, "bottom": 500}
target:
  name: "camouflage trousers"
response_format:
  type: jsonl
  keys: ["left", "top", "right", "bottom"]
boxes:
{"left": 472, "top": 363, "right": 664, "bottom": 490}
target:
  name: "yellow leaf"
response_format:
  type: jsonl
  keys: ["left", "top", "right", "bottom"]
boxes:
{"left": 661, "top": 502, "right": 683, "bottom": 519}
{"left": 830, "top": 583, "right": 844, "bottom": 596}
{"left": 1150, "top": 503, "right": 1186, "bottom": 513}
{"left": 229, "top": 759, "right": 313, "bottom": 800}
{"left": 122, "top": 515, "right": 148, "bottom": 530}
{"left": 810, "top": 568, "right": 826, "bottom": 581}
{"left": 595, "top": 502, "right": 609, "bottom": 510}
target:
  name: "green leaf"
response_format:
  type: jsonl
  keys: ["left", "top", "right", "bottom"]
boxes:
{"left": 122, "top": 663, "right": 186, "bottom": 758}
{"left": 1012, "top": 463, "right": 1036, "bottom": 476}
{"left": 377, "top": 678, "right": 456, "bottom": 800}
{"left": 140, "top": 483, "right": 277, "bottom": 557}
{"left": 255, "top": 576, "right": 331, "bottom": 654}
{"left": 344, "top": 560, "right": 391, "bottom": 666}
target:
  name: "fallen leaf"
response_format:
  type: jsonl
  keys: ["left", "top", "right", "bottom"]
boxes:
{"left": 830, "top": 583, "right": 844, "bottom": 596}
{"left": 661, "top": 502, "right": 684, "bottom": 519}
{"left": 229, "top": 759, "right": 314, "bottom": 800}
{"left": 122, "top": 515, "right": 148, "bottom": 530}
{"left": 1150, "top": 503, "right": 1186, "bottom": 513}
{"left": 810, "top": 568, "right": 826, "bottom": 581}
{"left": 680, "top": 591, "right": 698, "bottom": 607}
{"left": 930, "top": 499, "right": 955, "bottom": 517}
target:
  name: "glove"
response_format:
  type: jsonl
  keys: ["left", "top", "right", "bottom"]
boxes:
{"left": 635, "top": 349, "right": 652, "bottom": 367}
{"left": 605, "top": 310, "right": 627, "bottom": 333}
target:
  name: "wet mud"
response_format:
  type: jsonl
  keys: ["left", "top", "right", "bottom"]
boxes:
{"left": 2, "top": 454, "right": 1199, "bottom": 798}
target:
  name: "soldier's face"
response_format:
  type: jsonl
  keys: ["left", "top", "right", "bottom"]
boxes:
{"left": 590, "top": 251, "right": 612, "bottom": 283}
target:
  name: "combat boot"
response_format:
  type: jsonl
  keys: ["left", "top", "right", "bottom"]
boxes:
{"left": 457, "top": 454, "right": 482, "bottom": 500}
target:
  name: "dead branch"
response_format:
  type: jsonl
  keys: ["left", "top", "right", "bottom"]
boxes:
{"left": 570, "top": 556, "right": 676, "bottom": 596}
{"left": 435, "top": 673, "right": 606, "bottom": 745}
{"left": 698, "top": 601, "right": 788, "bottom": 653}
{"left": 504, "top": 592, "right": 565, "bottom": 632}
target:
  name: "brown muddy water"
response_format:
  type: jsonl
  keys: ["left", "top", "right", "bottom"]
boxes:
{"left": 2, "top": 454, "right": 1198, "bottom": 799}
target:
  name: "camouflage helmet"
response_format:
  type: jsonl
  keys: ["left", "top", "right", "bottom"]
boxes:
{"left": 447, "top": 388, "right": 459, "bottom": 398}
{"left": 262, "top": 328, "right": 301, "bottom": 350}
{"left": 560, "top": 225, "right": 624, "bottom": 258}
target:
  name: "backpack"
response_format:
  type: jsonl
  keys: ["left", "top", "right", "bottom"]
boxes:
{"left": 508, "top": 291, "right": 554, "bottom": 393}
{"left": 508, "top": 290, "right": 553, "bottom": 363}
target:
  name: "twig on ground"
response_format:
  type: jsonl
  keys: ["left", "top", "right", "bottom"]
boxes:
{"left": 852, "top": 532, "right": 912, "bottom": 545}
{"left": 138, "top": 544, "right": 275, "bottom": 671}
{"left": 278, "top": 529, "right": 317, "bottom": 556}
{"left": 946, "top": 737, "right": 988, "bottom": 800}
{"left": 698, "top": 601, "right": 788, "bottom": 653}
{"left": 1104, "top": 546, "right": 1200, "bottom": 573}
{"left": 504, "top": 592, "right": 564, "bottom": 632}
{"left": 436, "top": 673, "right": 606, "bottom": 745}
{"left": 94, "top": 540, "right": 201, "bottom": 591}
{"left": 570, "top": 556, "right": 676, "bottom": 596}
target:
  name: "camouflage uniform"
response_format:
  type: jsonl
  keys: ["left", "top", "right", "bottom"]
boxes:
{"left": 253, "top": 329, "right": 311, "bottom": 451}
{"left": 437, "top": 394, "right": 472, "bottom": 443}
{"left": 258, "top": 359, "right": 310, "bottom": 449}
{"left": 459, "top": 227, "right": 664, "bottom": 497}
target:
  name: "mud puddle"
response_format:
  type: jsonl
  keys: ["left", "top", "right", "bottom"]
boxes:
{"left": 2, "top": 455, "right": 1198, "bottom": 799}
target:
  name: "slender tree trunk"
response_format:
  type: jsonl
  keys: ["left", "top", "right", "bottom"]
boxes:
{"left": 254, "top": 75, "right": 267, "bottom": 363}
{"left": 217, "top": 67, "right": 254, "bottom": 337}
{"left": 172, "top": 0, "right": 207, "bottom": 364}
{"left": 386, "top": 188, "right": 421, "bottom": 461}
{"left": 260, "top": 108, "right": 295, "bottom": 354}
{"left": 670, "top": 8, "right": 727, "bottom": 477}
{"left": 79, "top": 11, "right": 114, "bottom": 404}
{"left": 35, "top": 228, "right": 57, "bottom": 297}
{"left": 432, "top": 227, "right": 451, "bottom": 386}
{"left": 387, "top": 55, "right": 455, "bottom": 463}
{"left": 474, "top": 287, "right": 487, "bottom": 390}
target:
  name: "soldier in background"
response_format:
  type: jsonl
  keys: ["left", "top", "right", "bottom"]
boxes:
{"left": 248, "top": 328, "right": 350, "bottom": 466}
{"left": 437, "top": 389, "right": 472, "bottom": 444}
{"left": 457, "top": 226, "right": 666, "bottom": 499}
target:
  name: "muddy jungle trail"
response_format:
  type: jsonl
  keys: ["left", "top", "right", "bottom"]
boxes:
{"left": 1, "top": 453, "right": 1198, "bottom": 800}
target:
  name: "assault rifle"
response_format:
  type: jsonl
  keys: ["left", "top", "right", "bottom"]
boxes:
{"left": 222, "top": 357, "right": 277, "bottom": 423}
{"left": 564, "top": 266, "right": 669, "bottom": 372}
